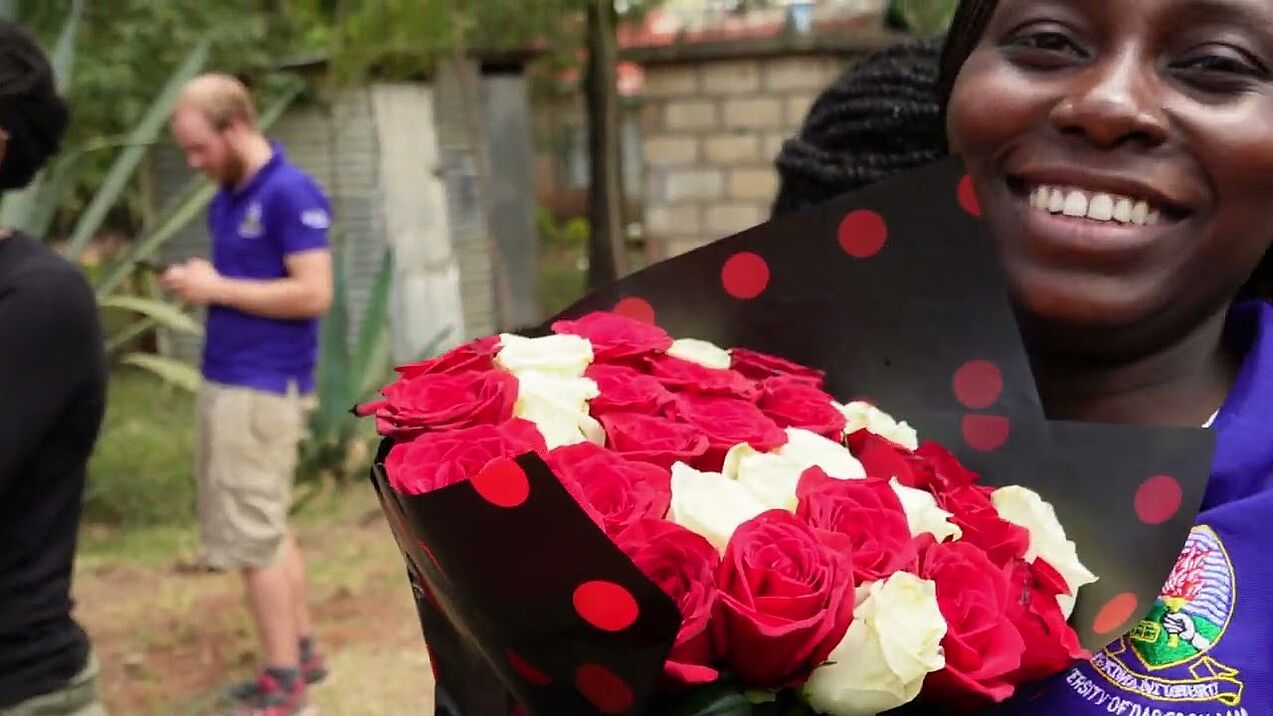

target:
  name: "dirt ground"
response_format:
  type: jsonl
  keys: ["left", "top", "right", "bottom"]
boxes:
{"left": 75, "top": 489, "right": 436, "bottom": 715}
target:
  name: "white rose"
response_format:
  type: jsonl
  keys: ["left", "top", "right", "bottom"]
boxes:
{"left": 804, "top": 572, "right": 947, "bottom": 716}
{"left": 513, "top": 372, "right": 601, "bottom": 450}
{"left": 891, "top": 479, "right": 962, "bottom": 543}
{"left": 837, "top": 401, "right": 919, "bottom": 451}
{"left": 778, "top": 428, "right": 867, "bottom": 479}
{"left": 667, "top": 338, "right": 732, "bottom": 369}
{"left": 668, "top": 462, "right": 768, "bottom": 553}
{"left": 992, "top": 485, "right": 1097, "bottom": 618}
{"left": 722, "top": 429, "right": 867, "bottom": 512}
{"left": 496, "top": 333, "right": 593, "bottom": 377}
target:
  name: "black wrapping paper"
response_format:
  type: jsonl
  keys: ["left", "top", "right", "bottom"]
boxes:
{"left": 367, "top": 157, "right": 1217, "bottom": 715}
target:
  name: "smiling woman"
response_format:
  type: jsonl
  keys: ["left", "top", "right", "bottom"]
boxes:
{"left": 775, "top": 0, "right": 1273, "bottom": 713}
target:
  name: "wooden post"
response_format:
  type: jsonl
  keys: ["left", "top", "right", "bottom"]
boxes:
{"left": 584, "top": 0, "right": 627, "bottom": 290}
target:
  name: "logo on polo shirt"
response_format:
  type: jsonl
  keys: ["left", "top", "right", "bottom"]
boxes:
{"left": 239, "top": 201, "right": 265, "bottom": 239}
{"left": 1076, "top": 525, "right": 1246, "bottom": 712}
{"left": 301, "top": 208, "right": 331, "bottom": 230}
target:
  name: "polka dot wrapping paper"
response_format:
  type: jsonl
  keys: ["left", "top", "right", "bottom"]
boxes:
{"left": 364, "top": 157, "right": 1216, "bottom": 715}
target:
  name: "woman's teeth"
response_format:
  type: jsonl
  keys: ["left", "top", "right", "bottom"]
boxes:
{"left": 1029, "top": 185, "right": 1161, "bottom": 226}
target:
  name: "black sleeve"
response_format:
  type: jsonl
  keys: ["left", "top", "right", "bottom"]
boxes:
{"left": 0, "top": 266, "right": 103, "bottom": 488}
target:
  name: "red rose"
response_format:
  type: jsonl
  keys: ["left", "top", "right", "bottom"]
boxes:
{"left": 916, "top": 538, "right": 1026, "bottom": 709}
{"left": 547, "top": 442, "right": 671, "bottom": 537}
{"left": 600, "top": 412, "right": 710, "bottom": 470}
{"left": 916, "top": 442, "right": 980, "bottom": 492}
{"left": 938, "top": 484, "right": 1030, "bottom": 567}
{"left": 374, "top": 369, "right": 518, "bottom": 439}
{"left": 1005, "top": 557, "right": 1088, "bottom": 684}
{"left": 757, "top": 377, "right": 846, "bottom": 440}
{"left": 585, "top": 364, "right": 675, "bottom": 417}
{"left": 616, "top": 519, "right": 720, "bottom": 688}
{"left": 645, "top": 354, "right": 758, "bottom": 399}
{"left": 796, "top": 468, "right": 918, "bottom": 583}
{"left": 384, "top": 419, "right": 547, "bottom": 495}
{"left": 728, "top": 347, "right": 825, "bottom": 386}
{"left": 713, "top": 510, "right": 856, "bottom": 688}
{"left": 551, "top": 311, "right": 673, "bottom": 361}
{"left": 395, "top": 335, "right": 499, "bottom": 379}
{"left": 672, "top": 394, "right": 787, "bottom": 471}
{"left": 848, "top": 430, "right": 932, "bottom": 487}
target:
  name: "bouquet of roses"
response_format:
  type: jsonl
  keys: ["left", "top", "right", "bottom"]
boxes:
{"left": 360, "top": 158, "right": 1214, "bottom": 715}
{"left": 361, "top": 311, "right": 1095, "bottom": 714}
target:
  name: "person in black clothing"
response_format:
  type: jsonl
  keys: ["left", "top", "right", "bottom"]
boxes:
{"left": 0, "top": 20, "right": 108, "bottom": 716}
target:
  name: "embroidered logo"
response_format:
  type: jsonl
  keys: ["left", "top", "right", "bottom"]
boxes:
{"left": 239, "top": 201, "right": 265, "bottom": 239}
{"left": 300, "top": 208, "right": 330, "bottom": 230}
{"left": 1089, "top": 525, "right": 1245, "bottom": 708}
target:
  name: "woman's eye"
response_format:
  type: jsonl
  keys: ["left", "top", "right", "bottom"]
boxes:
{"left": 1012, "top": 32, "right": 1083, "bottom": 55}
{"left": 1174, "top": 52, "right": 1266, "bottom": 78}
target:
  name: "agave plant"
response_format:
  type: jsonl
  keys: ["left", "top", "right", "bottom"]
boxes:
{"left": 2, "top": 2, "right": 308, "bottom": 393}
{"left": 297, "top": 243, "right": 453, "bottom": 491}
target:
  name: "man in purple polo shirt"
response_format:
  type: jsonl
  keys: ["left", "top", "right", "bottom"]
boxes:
{"left": 161, "top": 73, "right": 331, "bottom": 716}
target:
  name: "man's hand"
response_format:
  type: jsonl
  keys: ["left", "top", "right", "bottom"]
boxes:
{"left": 160, "top": 258, "right": 224, "bottom": 306}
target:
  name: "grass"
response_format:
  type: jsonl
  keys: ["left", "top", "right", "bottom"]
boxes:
{"left": 84, "top": 369, "right": 198, "bottom": 527}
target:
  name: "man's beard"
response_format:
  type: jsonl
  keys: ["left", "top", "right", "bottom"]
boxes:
{"left": 216, "top": 150, "right": 248, "bottom": 188}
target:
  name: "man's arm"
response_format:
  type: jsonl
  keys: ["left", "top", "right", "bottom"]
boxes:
{"left": 163, "top": 249, "right": 332, "bottom": 320}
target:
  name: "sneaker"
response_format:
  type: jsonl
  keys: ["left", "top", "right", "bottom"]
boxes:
{"left": 221, "top": 672, "right": 308, "bottom": 716}
{"left": 300, "top": 651, "right": 329, "bottom": 687}
{"left": 226, "top": 656, "right": 328, "bottom": 702}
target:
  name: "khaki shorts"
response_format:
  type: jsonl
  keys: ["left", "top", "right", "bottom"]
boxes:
{"left": 0, "top": 654, "right": 106, "bottom": 716}
{"left": 196, "top": 381, "right": 311, "bottom": 570}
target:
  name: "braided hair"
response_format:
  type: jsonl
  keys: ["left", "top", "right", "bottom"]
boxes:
{"left": 0, "top": 20, "right": 68, "bottom": 192}
{"left": 773, "top": 0, "right": 1272, "bottom": 300}
{"left": 771, "top": 34, "right": 947, "bottom": 218}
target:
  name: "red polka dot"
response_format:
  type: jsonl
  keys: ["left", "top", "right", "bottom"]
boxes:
{"left": 1134, "top": 475, "right": 1183, "bottom": 525}
{"left": 962, "top": 414, "right": 1011, "bottom": 452}
{"left": 470, "top": 458, "right": 530, "bottom": 508}
{"left": 506, "top": 648, "right": 551, "bottom": 686}
{"left": 958, "top": 174, "right": 981, "bottom": 217}
{"left": 838, "top": 210, "right": 888, "bottom": 259}
{"left": 721, "top": 251, "right": 770, "bottom": 300}
{"left": 1094, "top": 592, "right": 1139, "bottom": 635}
{"left": 573, "top": 580, "right": 640, "bottom": 632}
{"left": 613, "top": 297, "right": 655, "bottom": 324}
{"left": 576, "top": 663, "right": 635, "bottom": 714}
{"left": 953, "top": 360, "right": 1004, "bottom": 409}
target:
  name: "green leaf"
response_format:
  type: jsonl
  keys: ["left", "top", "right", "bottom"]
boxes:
{"left": 51, "top": 0, "right": 84, "bottom": 91}
{"left": 657, "top": 684, "right": 754, "bottom": 716}
{"left": 894, "top": 0, "right": 958, "bottom": 34}
{"left": 100, "top": 295, "right": 202, "bottom": 336}
{"left": 65, "top": 39, "right": 210, "bottom": 260}
{"left": 352, "top": 251, "right": 393, "bottom": 400}
{"left": 313, "top": 242, "right": 352, "bottom": 439}
{"left": 120, "top": 352, "right": 202, "bottom": 393}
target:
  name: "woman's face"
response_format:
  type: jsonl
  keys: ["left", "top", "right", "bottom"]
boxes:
{"left": 947, "top": 0, "right": 1273, "bottom": 351}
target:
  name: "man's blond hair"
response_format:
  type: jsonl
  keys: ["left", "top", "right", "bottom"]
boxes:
{"left": 176, "top": 73, "right": 258, "bottom": 130}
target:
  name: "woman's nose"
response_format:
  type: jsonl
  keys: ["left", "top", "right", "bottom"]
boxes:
{"left": 1050, "top": 50, "right": 1170, "bottom": 149}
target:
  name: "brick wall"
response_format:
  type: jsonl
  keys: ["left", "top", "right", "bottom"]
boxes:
{"left": 630, "top": 36, "right": 896, "bottom": 258}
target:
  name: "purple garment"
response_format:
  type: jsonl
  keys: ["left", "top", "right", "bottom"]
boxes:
{"left": 1003, "top": 301, "right": 1273, "bottom": 716}
{"left": 201, "top": 142, "right": 331, "bottom": 395}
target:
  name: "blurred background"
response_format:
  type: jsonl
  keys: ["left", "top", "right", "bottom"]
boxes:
{"left": 2, "top": 0, "right": 955, "bottom": 712}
